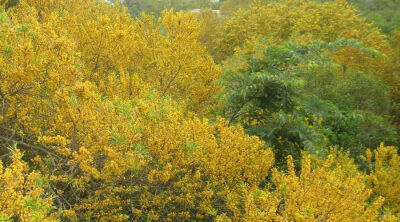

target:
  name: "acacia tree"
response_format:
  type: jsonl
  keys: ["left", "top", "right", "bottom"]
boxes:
{"left": 0, "top": 0, "right": 271, "bottom": 220}
{"left": 236, "top": 149, "right": 385, "bottom": 221}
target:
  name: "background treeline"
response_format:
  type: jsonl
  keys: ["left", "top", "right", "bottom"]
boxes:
{"left": 0, "top": 0, "right": 400, "bottom": 221}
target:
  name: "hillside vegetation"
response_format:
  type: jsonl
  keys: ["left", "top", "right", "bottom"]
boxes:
{"left": 0, "top": 0, "right": 400, "bottom": 221}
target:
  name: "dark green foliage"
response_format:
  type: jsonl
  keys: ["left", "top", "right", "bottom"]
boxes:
{"left": 3, "top": 0, "right": 18, "bottom": 10}
{"left": 221, "top": 40, "right": 399, "bottom": 168}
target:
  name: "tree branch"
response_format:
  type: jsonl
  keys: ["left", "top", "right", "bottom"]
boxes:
{"left": 0, "top": 135, "right": 62, "bottom": 159}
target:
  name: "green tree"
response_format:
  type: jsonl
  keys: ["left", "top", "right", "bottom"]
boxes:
{"left": 221, "top": 40, "right": 398, "bottom": 168}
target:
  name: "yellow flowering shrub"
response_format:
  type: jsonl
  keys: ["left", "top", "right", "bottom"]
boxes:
{"left": 0, "top": 149, "right": 56, "bottom": 222}
{"left": 240, "top": 149, "right": 385, "bottom": 222}
{"left": 132, "top": 10, "right": 222, "bottom": 114}
{"left": 22, "top": 89, "right": 273, "bottom": 221}
{"left": 0, "top": 2, "right": 270, "bottom": 220}
{"left": 214, "top": 0, "right": 389, "bottom": 63}
{"left": 105, "top": 95, "right": 274, "bottom": 221}
{"left": 10, "top": 0, "right": 221, "bottom": 115}
{"left": 363, "top": 144, "right": 400, "bottom": 216}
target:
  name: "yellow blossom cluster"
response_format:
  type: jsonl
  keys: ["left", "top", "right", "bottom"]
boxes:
{"left": 235, "top": 149, "right": 386, "bottom": 222}
{"left": 0, "top": 149, "right": 56, "bottom": 221}
{"left": 363, "top": 144, "right": 400, "bottom": 216}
